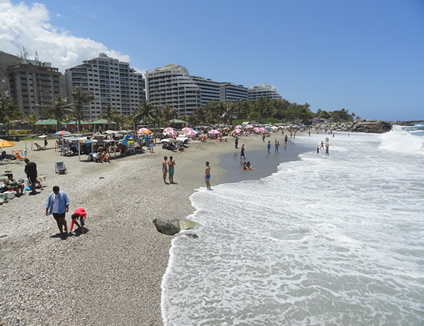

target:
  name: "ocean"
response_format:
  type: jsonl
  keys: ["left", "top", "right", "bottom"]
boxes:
{"left": 161, "top": 124, "right": 424, "bottom": 326}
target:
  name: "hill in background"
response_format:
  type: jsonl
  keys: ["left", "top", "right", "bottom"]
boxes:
{"left": 0, "top": 51, "right": 21, "bottom": 95}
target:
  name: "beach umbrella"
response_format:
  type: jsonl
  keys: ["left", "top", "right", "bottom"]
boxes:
{"left": 270, "top": 126, "right": 278, "bottom": 131}
{"left": 163, "top": 129, "right": 178, "bottom": 136}
{"left": 186, "top": 129, "right": 198, "bottom": 136}
{"left": 245, "top": 125, "right": 254, "bottom": 129}
{"left": 54, "top": 131, "right": 72, "bottom": 137}
{"left": 233, "top": 129, "right": 242, "bottom": 134}
{"left": 0, "top": 139, "right": 15, "bottom": 148}
{"left": 253, "top": 127, "right": 261, "bottom": 133}
{"left": 137, "top": 128, "right": 152, "bottom": 134}
{"left": 163, "top": 127, "right": 175, "bottom": 133}
{"left": 182, "top": 127, "right": 192, "bottom": 133}
{"left": 209, "top": 130, "right": 221, "bottom": 135}
{"left": 235, "top": 125, "right": 242, "bottom": 129}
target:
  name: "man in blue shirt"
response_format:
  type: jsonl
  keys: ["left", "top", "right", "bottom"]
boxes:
{"left": 46, "top": 186, "right": 70, "bottom": 236}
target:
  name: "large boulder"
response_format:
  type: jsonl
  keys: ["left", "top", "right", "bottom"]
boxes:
{"left": 153, "top": 218, "right": 199, "bottom": 236}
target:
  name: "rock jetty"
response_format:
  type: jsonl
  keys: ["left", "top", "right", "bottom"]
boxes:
{"left": 313, "top": 120, "right": 392, "bottom": 133}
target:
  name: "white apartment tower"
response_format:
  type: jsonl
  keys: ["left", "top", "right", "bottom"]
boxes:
{"left": 65, "top": 53, "right": 145, "bottom": 120}
{"left": 191, "top": 76, "right": 221, "bottom": 106}
{"left": 248, "top": 84, "right": 282, "bottom": 101}
{"left": 145, "top": 64, "right": 201, "bottom": 115}
{"left": 220, "top": 83, "right": 248, "bottom": 102}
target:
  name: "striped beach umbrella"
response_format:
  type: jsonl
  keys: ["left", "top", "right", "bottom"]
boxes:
{"left": 186, "top": 129, "right": 198, "bottom": 137}
{"left": 54, "top": 130, "right": 72, "bottom": 137}
{"left": 137, "top": 128, "right": 152, "bottom": 134}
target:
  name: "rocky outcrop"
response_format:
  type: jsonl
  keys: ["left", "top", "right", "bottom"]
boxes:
{"left": 313, "top": 120, "right": 392, "bottom": 133}
{"left": 153, "top": 218, "right": 199, "bottom": 236}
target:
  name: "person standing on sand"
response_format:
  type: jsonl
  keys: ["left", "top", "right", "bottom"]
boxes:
{"left": 275, "top": 139, "right": 280, "bottom": 153}
{"left": 162, "top": 156, "right": 168, "bottom": 184}
{"left": 240, "top": 144, "right": 246, "bottom": 159}
{"left": 235, "top": 136, "right": 238, "bottom": 149}
{"left": 267, "top": 141, "right": 271, "bottom": 153}
{"left": 205, "top": 161, "right": 211, "bottom": 190}
{"left": 168, "top": 156, "right": 176, "bottom": 184}
{"left": 46, "top": 186, "right": 70, "bottom": 236}
{"left": 149, "top": 137, "right": 154, "bottom": 153}
{"left": 24, "top": 158, "right": 39, "bottom": 194}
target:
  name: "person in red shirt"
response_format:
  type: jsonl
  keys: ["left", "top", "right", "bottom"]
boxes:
{"left": 70, "top": 208, "right": 87, "bottom": 233}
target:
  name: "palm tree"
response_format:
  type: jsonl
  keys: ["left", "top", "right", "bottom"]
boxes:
{"left": 153, "top": 106, "right": 163, "bottom": 128}
{"left": 99, "top": 104, "right": 118, "bottom": 129}
{"left": 0, "top": 95, "right": 22, "bottom": 135}
{"left": 71, "top": 86, "right": 94, "bottom": 132}
{"left": 45, "top": 94, "right": 73, "bottom": 131}
{"left": 112, "top": 113, "right": 126, "bottom": 130}
{"left": 128, "top": 107, "right": 144, "bottom": 131}
{"left": 138, "top": 101, "right": 155, "bottom": 126}
{"left": 26, "top": 112, "right": 39, "bottom": 128}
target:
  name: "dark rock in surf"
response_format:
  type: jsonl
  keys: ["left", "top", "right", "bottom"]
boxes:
{"left": 153, "top": 218, "right": 198, "bottom": 236}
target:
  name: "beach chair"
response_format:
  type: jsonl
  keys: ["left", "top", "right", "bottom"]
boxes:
{"left": 34, "top": 142, "right": 46, "bottom": 150}
{"left": 55, "top": 161, "right": 67, "bottom": 174}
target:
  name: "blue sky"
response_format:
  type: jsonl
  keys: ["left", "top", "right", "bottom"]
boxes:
{"left": 1, "top": 0, "right": 423, "bottom": 121}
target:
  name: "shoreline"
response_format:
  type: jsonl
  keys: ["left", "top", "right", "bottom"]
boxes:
{"left": 0, "top": 133, "right": 309, "bottom": 325}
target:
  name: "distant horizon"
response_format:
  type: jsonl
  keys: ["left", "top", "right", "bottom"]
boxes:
{"left": 1, "top": 0, "right": 423, "bottom": 121}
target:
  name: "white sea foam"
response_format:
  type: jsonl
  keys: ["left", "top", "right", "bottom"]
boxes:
{"left": 379, "top": 125, "right": 424, "bottom": 155}
{"left": 162, "top": 129, "right": 424, "bottom": 325}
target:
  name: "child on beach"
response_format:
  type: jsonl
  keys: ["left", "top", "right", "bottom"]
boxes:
{"left": 70, "top": 208, "right": 87, "bottom": 233}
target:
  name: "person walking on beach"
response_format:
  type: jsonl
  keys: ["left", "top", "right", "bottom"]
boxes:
{"left": 240, "top": 144, "right": 246, "bottom": 159}
{"left": 235, "top": 136, "right": 239, "bottom": 149}
{"left": 275, "top": 139, "right": 280, "bottom": 153}
{"left": 205, "top": 161, "right": 211, "bottom": 190}
{"left": 262, "top": 134, "right": 266, "bottom": 142}
{"left": 46, "top": 186, "right": 70, "bottom": 236}
{"left": 267, "top": 141, "right": 271, "bottom": 153}
{"left": 168, "top": 156, "right": 176, "bottom": 184}
{"left": 149, "top": 137, "right": 154, "bottom": 153}
{"left": 284, "top": 135, "right": 288, "bottom": 144}
{"left": 24, "top": 158, "right": 40, "bottom": 195}
{"left": 162, "top": 156, "right": 168, "bottom": 184}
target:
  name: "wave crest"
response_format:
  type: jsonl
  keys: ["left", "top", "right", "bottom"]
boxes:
{"left": 379, "top": 125, "right": 424, "bottom": 155}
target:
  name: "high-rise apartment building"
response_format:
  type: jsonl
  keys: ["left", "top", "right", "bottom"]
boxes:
{"left": 191, "top": 76, "right": 221, "bottom": 106}
{"left": 7, "top": 60, "right": 61, "bottom": 116}
{"left": 65, "top": 53, "right": 145, "bottom": 120}
{"left": 220, "top": 83, "right": 248, "bottom": 102}
{"left": 145, "top": 64, "right": 201, "bottom": 115}
{"left": 248, "top": 84, "right": 282, "bottom": 101}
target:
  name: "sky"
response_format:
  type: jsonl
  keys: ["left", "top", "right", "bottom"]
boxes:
{"left": 1, "top": 0, "right": 423, "bottom": 121}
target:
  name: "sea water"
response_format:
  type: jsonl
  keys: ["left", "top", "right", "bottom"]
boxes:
{"left": 162, "top": 125, "right": 424, "bottom": 326}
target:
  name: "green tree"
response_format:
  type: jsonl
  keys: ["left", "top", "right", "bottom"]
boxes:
{"left": 138, "top": 101, "right": 155, "bottom": 126}
{"left": 0, "top": 95, "right": 22, "bottom": 135}
{"left": 45, "top": 94, "right": 73, "bottom": 131}
{"left": 26, "top": 112, "right": 39, "bottom": 127}
{"left": 71, "top": 86, "right": 94, "bottom": 132}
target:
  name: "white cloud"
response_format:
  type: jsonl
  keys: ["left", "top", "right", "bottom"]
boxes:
{"left": 0, "top": 0, "right": 130, "bottom": 72}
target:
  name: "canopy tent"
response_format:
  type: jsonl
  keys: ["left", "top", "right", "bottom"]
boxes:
{"left": 90, "top": 119, "right": 116, "bottom": 132}
{"left": 168, "top": 119, "right": 189, "bottom": 129}
{"left": 65, "top": 120, "right": 91, "bottom": 131}
{"left": 35, "top": 119, "right": 61, "bottom": 126}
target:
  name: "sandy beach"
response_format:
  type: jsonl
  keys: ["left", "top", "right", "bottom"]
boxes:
{"left": 0, "top": 133, "right": 306, "bottom": 325}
